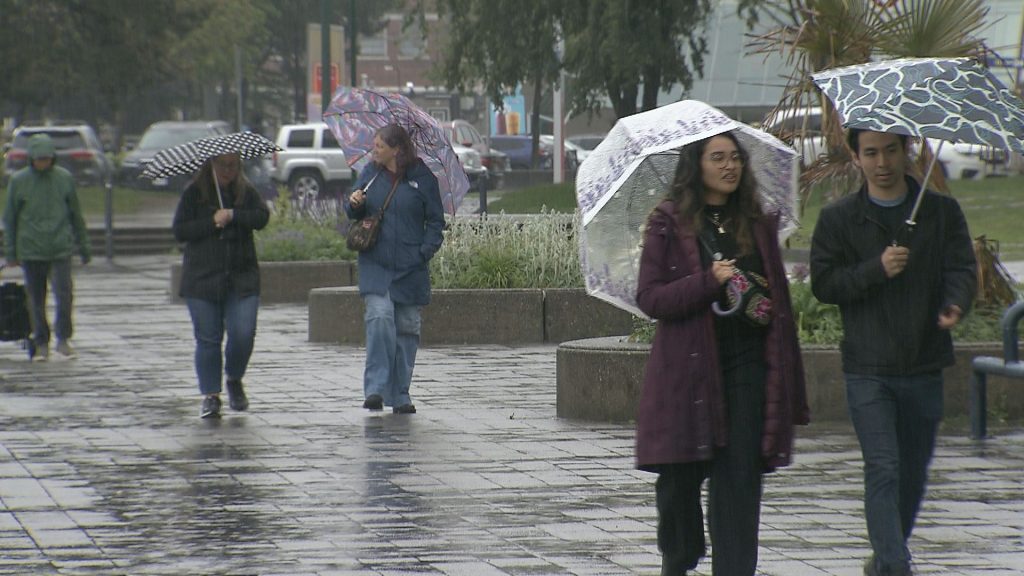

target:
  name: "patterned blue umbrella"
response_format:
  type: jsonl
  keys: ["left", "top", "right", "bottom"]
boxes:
{"left": 813, "top": 57, "right": 1024, "bottom": 224}
{"left": 141, "top": 131, "right": 280, "bottom": 179}
{"left": 811, "top": 57, "right": 1024, "bottom": 154}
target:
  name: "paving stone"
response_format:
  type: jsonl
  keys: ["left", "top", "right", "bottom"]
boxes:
{"left": 0, "top": 255, "right": 1022, "bottom": 574}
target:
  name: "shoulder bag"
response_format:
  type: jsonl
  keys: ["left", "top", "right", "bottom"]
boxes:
{"left": 346, "top": 172, "right": 401, "bottom": 252}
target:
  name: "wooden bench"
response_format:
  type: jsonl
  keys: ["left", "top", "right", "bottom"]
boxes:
{"left": 969, "top": 300, "right": 1024, "bottom": 439}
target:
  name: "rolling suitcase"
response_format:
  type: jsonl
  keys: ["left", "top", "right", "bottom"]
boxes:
{"left": 0, "top": 265, "right": 33, "bottom": 357}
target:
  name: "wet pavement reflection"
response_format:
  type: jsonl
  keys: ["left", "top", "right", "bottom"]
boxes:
{"left": 0, "top": 255, "right": 1022, "bottom": 575}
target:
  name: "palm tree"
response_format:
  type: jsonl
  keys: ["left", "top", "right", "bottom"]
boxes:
{"left": 748, "top": 0, "right": 991, "bottom": 198}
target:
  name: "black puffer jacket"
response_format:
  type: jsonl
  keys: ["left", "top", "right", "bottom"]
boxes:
{"left": 173, "top": 181, "right": 270, "bottom": 301}
{"left": 810, "top": 176, "right": 976, "bottom": 376}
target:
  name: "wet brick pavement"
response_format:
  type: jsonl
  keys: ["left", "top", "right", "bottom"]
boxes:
{"left": 1, "top": 255, "right": 1022, "bottom": 575}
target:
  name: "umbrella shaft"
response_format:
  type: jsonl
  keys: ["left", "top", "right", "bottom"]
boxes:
{"left": 906, "top": 139, "right": 944, "bottom": 225}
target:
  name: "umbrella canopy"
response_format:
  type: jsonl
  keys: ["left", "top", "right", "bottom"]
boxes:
{"left": 576, "top": 99, "right": 799, "bottom": 318}
{"left": 141, "top": 131, "right": 280, "bottom": 180}
{"left": 811, "top": 57, "right": 1024, "bottom": 154}
{"left": 324, "top": 87, "right": 469, "bottom": 215}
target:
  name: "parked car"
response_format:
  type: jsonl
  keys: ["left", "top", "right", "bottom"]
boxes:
{"left": 489, "top": 135, "right": 553, "bottom": 169}
{"left": 764, "top": 107, "right": 1006, "bottom": 180}
{"left": 119, "top": 120, "right": 232, "bottom": 192}
{"left": 567, "top": 133, "right": 606, "bottom": 165}
{"left": 451, "top": 142, "right": 489, "bottom": 194}
{"left": 539, "top": 135, "right": 581, "bottom": 175}
{"left": 3, "top": 123, "right": 115, "bottom": 186}
{"left": 271, "top": 123, "right": 355, "bottom": 200}
{"left": 446, "top": 119, "right": 508, "bottom": 189}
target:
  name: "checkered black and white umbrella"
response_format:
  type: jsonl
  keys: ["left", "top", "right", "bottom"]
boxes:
{"left": 141, "top": 131, "right": 281, "bottom": 180}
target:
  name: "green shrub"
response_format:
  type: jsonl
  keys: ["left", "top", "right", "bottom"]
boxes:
{"left": 430, "top": 210, "right": 583, "bottom": 289}
{"left": 255, "top": 195, "right": 355, "bottom": 261}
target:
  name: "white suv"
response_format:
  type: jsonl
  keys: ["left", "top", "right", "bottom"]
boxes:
{"left": 271, "top": 123, "right": 354, "bottom": 199}
{"left": 764, "top": 107, "right": 1004, "bottom": 180}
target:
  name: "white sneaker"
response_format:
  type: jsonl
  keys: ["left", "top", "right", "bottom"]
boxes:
{"left": 31, "top": 346, "right": 49, "bottom": 362}
{"left": 55, "top": 340, "right": 76, "bottom": 358}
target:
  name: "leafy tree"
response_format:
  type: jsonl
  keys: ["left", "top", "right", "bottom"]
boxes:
{"left": 0, "top": 0, "right": 81, "bottom": 121}
{"left": 263, "top": 0, "right": 398, "bottom": 123}
{"left": 429, "top": 0, "right": 563, "bottom": 167}
{"left": 561, "top": 0, "right": 713, "bottom": 118}
{"left": 747, "top": 0, "right": 991, "bottom": 198}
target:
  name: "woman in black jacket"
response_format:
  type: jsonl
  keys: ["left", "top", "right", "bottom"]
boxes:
{"left": 173, "top": 153, "right": 270, "bottom": 418}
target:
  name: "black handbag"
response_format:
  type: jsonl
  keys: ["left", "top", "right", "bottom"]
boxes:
{"left": 698, "top": 227, "right": 773, "bottom": 326}
{"left": 346, "top": 173, "right": 400, "bottom": 252}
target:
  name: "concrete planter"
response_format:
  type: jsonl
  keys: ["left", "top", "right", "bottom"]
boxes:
{"left": 308, "top": 287, "right": 634, "bottom": 346}
{"left": 170, "top": 260, "right": 356, "bottom": 304}
{"left": 556, "top": 338, "right": 1024, "bottom": 423}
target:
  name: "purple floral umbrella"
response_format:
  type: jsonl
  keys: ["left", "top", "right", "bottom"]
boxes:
{"left": 324, "top": 87, "right": 468, "bottom": 214}
{"left": 576, "top": 100, "right": 798, "bottom": 318}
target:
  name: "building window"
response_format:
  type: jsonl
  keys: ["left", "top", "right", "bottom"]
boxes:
{"left": 359, "top": 28, "right": 387, "bottom": 59}
{"left": 397, "top": 28, "right": 427, "bottom": 59}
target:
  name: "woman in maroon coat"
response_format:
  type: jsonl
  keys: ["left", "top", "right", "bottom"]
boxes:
{"left": 635, "top": 131, "right": 809, "bottom": 576}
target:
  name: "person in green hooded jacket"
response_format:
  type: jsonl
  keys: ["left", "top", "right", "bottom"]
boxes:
{"left": 3, "top": 133, "right": 92, "bottom": 361}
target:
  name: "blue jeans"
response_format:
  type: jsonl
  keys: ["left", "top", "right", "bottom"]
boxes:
{"left": 845, "top": 372, "right": 943, "bottom": 570}
{"left": 22, "top": 259, "right": 73, "bottom": 347}
{"left": 363, "top": 292, "right": 421, "bottom": 407}
{"left": 185, "top": 294, "right": 259, "bottom": 396}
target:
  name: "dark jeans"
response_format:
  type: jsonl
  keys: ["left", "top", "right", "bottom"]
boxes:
{"left": 656, "top": 361, "right": 766, "bottom": 576}
{"left": 22, "top": 258, "right": 74, "bottom": 347}
{"left": 185, "top": 294, "right": 259, "bottom": 396}
{"left": 845, "top": 372, "right": 943, "bottom": 570}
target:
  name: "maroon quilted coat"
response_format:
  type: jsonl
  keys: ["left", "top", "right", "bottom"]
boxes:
{"left": 635, "top": 200, "right": 810, "bottom": 473}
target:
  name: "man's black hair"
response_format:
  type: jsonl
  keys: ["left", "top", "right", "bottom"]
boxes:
{"left": 846, "top": 128, "right": 909, "bottom": 155}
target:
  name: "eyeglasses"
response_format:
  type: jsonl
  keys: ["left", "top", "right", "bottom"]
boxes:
{"left": 706, "top": 151, "right": 745, "bottom": 168}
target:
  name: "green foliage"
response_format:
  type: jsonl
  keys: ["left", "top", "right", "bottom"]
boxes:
{"left": 255, "top": 194, "right": 355, "bottom": 262}
{"left": 430, "top": 211, "right": 583, "bottom": 289}
{"left": 561, "top": 0, "right": 713, "bottom": 116}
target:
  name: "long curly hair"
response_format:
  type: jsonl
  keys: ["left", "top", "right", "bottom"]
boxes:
{"left": 194, "top": 154, "right": 253, "bottom": 208}
{"left": 667, "top": 131, "right": 763, "bottom": 255}
{"left": 373, "top": 123, "right": 417, "bottom": 179}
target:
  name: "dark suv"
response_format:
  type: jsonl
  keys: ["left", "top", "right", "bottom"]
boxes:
{"left": 3, "top": 123, "right": 114, "bottom": 186}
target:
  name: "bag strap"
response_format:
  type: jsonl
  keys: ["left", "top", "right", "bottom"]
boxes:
{"left": 378, "top": 175, "right": 401, "bottom": 215}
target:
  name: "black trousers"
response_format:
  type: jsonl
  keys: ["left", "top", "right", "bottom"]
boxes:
{"left": 656, "top": 361, "right": 766, "bottom": 576}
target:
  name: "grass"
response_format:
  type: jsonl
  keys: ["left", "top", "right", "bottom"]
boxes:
{"left": 0, "top": 184, "right": 176, "bottom": 216}
{"left": 488, "top": 182, "right": 577, "bottom": 213}
{"left": 786, "top": 175, "right": 1024, "bottom": 259}
{"left": 494, "top": 175, "right": 1024, "bottom": 260}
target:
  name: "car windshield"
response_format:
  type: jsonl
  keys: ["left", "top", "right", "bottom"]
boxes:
{"left": 13, "top": 130, "right": 86, "bottom": 150}
{"left": 137, "top": 126, "right": 217, "bottom": 151}
{"left": 570, "top": 136, "right": 603, "bottom": 150}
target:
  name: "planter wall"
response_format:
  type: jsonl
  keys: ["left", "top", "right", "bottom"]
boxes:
{"left": 557, "top": 338, "right": 1024, "bottom": 424}
{"left": 308, "top": 287, "right": 634, "bottom": 346}
{"left": 170, "top": 261, "right": 355, "bottom": 304}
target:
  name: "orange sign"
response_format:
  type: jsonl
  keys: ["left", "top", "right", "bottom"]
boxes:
{"left": 313, "top": 63, "right": 340, "bottom": 93}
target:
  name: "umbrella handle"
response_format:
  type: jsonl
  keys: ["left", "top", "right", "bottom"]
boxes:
{"left": 711, "top": 280, "right": 744, "bottom": 317}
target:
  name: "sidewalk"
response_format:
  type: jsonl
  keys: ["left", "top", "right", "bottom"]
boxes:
{"left": 1, "top": 255, "right": 1022, "bottom": 575}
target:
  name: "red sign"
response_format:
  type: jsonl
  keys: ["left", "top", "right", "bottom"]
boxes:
{"left": 313, "top": 63, "right": 340, "bottom": 93}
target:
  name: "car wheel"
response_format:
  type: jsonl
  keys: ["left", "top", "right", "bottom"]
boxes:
{"left": 289, "top": 171, "right": 324, "bottom": 201}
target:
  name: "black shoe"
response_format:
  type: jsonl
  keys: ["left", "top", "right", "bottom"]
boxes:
{"left": 363, "top": 394, "right": 383, "bottom": 411}
{"left": 393, "top": 403, "right": 416, "bottom": 414}
{"left": 200, "top": 395, "right": 222, "bottom": 419}
{"left": 226, "top": 379, "right": 249, "bottom": 411}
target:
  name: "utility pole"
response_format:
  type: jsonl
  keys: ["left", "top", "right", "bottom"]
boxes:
{"left": 350, "top": 0, "right": 358, "bottom": 86}
{"left": 321, "top": 0, "right": 331, "bottom": 114}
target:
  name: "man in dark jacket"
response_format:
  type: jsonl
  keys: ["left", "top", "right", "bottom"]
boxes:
{"left": 3, "top": 134, "right": 92, "bottom": 361}
{"left": 810, "top": 129, "right": 976, "bottom": 576}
